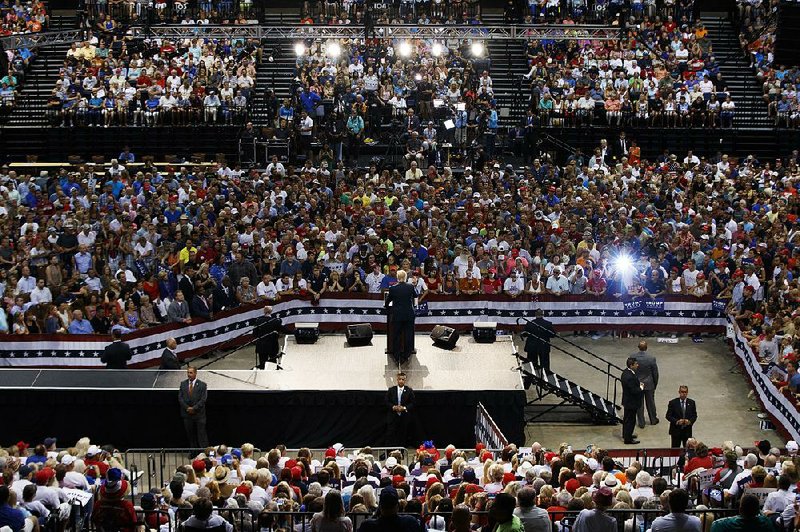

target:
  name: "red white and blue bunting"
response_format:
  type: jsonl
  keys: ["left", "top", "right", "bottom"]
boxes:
{"left": 0, "top": 294, "right": 725, "bottom": 368}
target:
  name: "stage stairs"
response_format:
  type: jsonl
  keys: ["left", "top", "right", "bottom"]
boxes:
{"left": 522, "top": 362, "right": 622, "bottom": 424}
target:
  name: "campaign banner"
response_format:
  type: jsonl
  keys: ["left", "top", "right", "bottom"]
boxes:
{"left": 623, "top": 299, "right": 643, "bottom": 315}
{"left": 712, "top": 299, "right": 729, "bottom": 313}
{"left": 644, "top": 298, "right": 665, "bottom": 313}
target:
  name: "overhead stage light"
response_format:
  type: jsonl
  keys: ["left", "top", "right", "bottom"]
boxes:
{"left": 471, "top": 41, "right": 485, "bottom": 57}
{"left": 398, "top": 41, "right": 412, "bottom": 58}
{"left": 431, "top": 42, "right": 444, "bottom": 57}
{"left": 327, "top": 42, "right": 341, "bottom": 59}
{"left": 294, "top": 42, "right": 306, "bottom": 57}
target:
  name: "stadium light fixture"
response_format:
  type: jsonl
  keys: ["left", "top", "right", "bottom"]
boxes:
{"left": 327, "top": 42, "right": 341, "bottom": 59}
{"left": 398, "top": 41, "right": 412, "bottom": 58}
{"left": 431, "top": 42, "right": 444, "bottom": 57}
{"left": 294, "top": 42, "right": 306, "bottom": 57}
{"left": 471, "top": 41, "right": 485, "bottom": 57}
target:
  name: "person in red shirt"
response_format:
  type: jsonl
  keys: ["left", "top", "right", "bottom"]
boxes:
{"left": 83, "top": 445, "right": 110, "bottom": 478}
{"left": 587, "top": 269, "right": 607, "bottom": 296}
{"left": 92, "top": 468, "right": 138, "bottom": 532}
{"left": 481, "top": 268, "right": 502, "bottom": 294}
{"left": 684, "top": 443, "right": 714, "bottom": 474}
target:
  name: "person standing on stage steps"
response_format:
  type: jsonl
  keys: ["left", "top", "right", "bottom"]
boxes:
{"left": 632, "top": 340, "right": 659, "bottom": 429}
{"left": 179, "top": 366, "right": 209, "bottom": 450}
{"left": 386, "top": 372, "right": 415, "bottom": 448}
{"left": 385, "top": 270, "right": 416, "bottom": 366}
{"left": 101, "top": 329, "right": 133, "bottom": 369}
{"left": 523, "top": 309, "right": 555, "bottom": 371}
{"left": 160, "top": 337, "right": 180, "bottom": 369}
{"left": 621, "top": 357, "right": 644, "bottom": 445}
{"left": 666, "top": 385, "right": 697, "bottom": 448}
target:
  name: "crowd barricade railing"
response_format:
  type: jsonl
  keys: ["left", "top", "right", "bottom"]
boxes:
{"left": 130, "top": 508, "right": 738, "bottom": 532}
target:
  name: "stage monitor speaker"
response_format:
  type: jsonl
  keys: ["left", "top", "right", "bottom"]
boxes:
{"left": 346, "top": 323, "right": 373, "bottom": 347}
{"left": 472, "top": 322, "right": 497, "bottom": 343}
{"left": 431, "top": 325, "right": 459, "bottom": 350}
{"left": 294, "top": 322, "right": 320, "bottom": 344}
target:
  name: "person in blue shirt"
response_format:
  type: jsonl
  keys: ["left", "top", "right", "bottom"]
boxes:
{"left": 145, "top": 94, "right": 160, "bottom": 126}
{"left": 300, "top": 87, "right": 320, "bottom": 115}
{"left": 68, "top": 309, "right": 94, "bottom": 334}
{"left": 0, "top": 486, "right": 27, "bottom": 532}
{"left": 88, "top": 90, "right": 103, "bottom": 126}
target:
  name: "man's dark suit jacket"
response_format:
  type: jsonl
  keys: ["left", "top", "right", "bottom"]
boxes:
{"left": 385, "top": 282, "right": 416, "bottom": 321}
{"left": 178, "top": 379, "right": 207, "bottom": 420}
{"left": 386, "top": 385, "right": 415, "bottom": 413}
{"left": 666, "top": 397, "right": 698, "bottom": 437}
{"left": 160, "top": 348, "right": 181, "bottom": 370}
{"left": 101, "top": 340, "right": 133, "bottom": 369}
{"left": 621, "top": 368, "right": 643, "bottom": 409}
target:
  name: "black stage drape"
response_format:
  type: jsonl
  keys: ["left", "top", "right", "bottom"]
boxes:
{"left": 1, "top": 388, "right": 525, "bottom": 449}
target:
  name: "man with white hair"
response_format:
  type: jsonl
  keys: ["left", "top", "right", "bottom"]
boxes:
{"left": 630, "top": 471, "right": 654, "bottom": 500}
{"left": 384, "top": 269, "right": 416, "bottom": 366}
{"left": 726, "top": 453, "right": 758, "bottom": 500}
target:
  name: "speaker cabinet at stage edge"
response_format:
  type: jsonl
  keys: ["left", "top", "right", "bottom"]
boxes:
{"left": 346, "top": 323, "right": 374, "bottom": 347}
{"left": 430, "top": 325, "right": 459, "bottom": 350}
{"left": 472, "top": 321, "right": 497, "bottom": 343}
{"left": 293, "top": 322, "right": 320, "bottom": 344}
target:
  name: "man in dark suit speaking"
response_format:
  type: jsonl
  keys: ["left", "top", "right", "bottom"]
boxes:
{"left": 621, "top": 357, "right": 644, "bottom": 445}
{"left": 386, "top": 372, "right": 415, "bottom": 448}
{"left": 101, "top": 329, "right": 133, "bottom": 369}
{"left": 523, "top": 309, "right": 555, "bottom": 371}
{"left": 178, "top": 366, "right": 209, "bottom": 450}
{"left": 384, "top": 269, "right": 416, "bottom": 366}
{"left": 665, "top": 385, "right": 698, "bottom": 448}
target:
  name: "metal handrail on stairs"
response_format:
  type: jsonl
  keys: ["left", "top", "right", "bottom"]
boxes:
{"left": 516, "top": 316, "right": 622, "bottom": 409}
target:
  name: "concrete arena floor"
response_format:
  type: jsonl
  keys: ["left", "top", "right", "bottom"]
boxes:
{"left": 518, "top": 334, "right": 783, "bottom": 450}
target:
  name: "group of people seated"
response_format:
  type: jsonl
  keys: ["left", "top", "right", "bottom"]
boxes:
{"left": 82, "top": 0, "right": 259, "bottom": 27}
{"left": 0, "top": 0, "right": 47, "bottom": 36}
{"left": 505, "top": 0, "right": 697, "bottom": 25}
{"left": 1, "top": 436, "right": 799, "bottom": 531}
{"left": 739, "top": 0, "right": 800, "bottom": 128}
{"left": 257, "top": 36, "right": 494, "bottom": 167}
{"left": 299, "top": 0, "right": 482, "bottom": 26}
{"left": 46, "top": 35, "right": 260, "bottom": 127}
{"left": 522, "top": 17, "right": 735, "bottom": 129}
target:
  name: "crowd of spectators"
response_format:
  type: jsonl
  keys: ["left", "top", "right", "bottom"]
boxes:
{"left": 300, "top": 0, "right": 482, "bottom": 26}
{"left": 47, "top": 35, "right": 260, "bottom": 127}
{"left": 737, "top": 0, "right": 800, "bottom": 128}
{"left": 82, "top": 0, "right": 260, "bottom": 27}
{"left": 521, "top": 17, "right": 735, "bottom": 129}
{"left": 504, "top": 0, "right": 696, "bottom": 25}
{"left": 1, "top": 436, "right": 799, "bottom": 532}
{"left": 253, "top": 36, "right": 495, "bottom": 167}
{"left": 0, "top": 0, "right": 48, "bottom": 36}
{"left": 0, "top": 140, "right": 797, "bottom": 339}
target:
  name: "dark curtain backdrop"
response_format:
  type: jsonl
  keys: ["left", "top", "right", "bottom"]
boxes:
{"left": 2, "top": 388, "right": 525, "bottom": 449}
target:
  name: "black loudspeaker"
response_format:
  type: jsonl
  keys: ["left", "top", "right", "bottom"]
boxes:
{"left": 472, "top": 322, "right": 497, "bottom": 343}
{"left": 431, "top": 325, "right": 459, "bottom": 350}
{"left": 346, "top": 323, "right": 374, "bottom": 347}
{"left": 294, "top": 323, "right": 320, "bottom": 344}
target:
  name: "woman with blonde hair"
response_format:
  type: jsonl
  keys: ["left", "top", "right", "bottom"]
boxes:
{"left": 357, "top": 485, "right": 377, "bottom": 512}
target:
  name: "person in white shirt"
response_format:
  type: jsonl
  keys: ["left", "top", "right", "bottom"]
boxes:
{"left": 15, "top": 266, "right": 37, "bottom": 295}
{"left": 256, "top": 274, "right": 278, "bottom": 300}
{"left": 61, "top": 455, "right": 91, "bottom": 490}
{"left": 546, "top": 268, "right": 570, "bottom": 295}
{"left": 503, "top": 271, "right": 525, "bottom": 297}
{"left": 29, "top": 279, "right": 52, "bottom": 305}
{"left": 365, "top": 265, "right": 385, "bottom": 294}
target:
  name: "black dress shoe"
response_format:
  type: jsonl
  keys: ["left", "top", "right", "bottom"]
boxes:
{"left": 638, "top": 424, "right": 646, "bottom": 429}
{"left": 624, "top": 439, "right": 641, "bottom": 445}
{"left": 631, "top": 434, "right": 638, "bottom": 439}
{"left": 652, "top": 418, "right": 660, "bottom": 425}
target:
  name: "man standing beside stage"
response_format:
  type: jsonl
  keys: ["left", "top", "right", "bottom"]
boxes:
{"left": 385, "top": 270, "right": 416, "bottom": 366}
{"left": 160, "top": 337, "right": 180, "bottom": 369}
{"left": 523, "top": 309, "right": 555, "bottom": 371}
{"left": 621, "top": 357, "right": 644, "bottom": 445}
{"left": 254, "top": 306, "right": 281, "bottom": 369}
{"left": 666, "top": 385, "right": 697, "bottom": 448}
{"left": 386, "top": 372, "right": 415, "bottom": 448}
{"left": 101, "top": 329, "right": 133, "bottom": 369}
{"left": 632, "top": 340, "right": 659, "bottom": 428}
{"left": 179, "top": 366, "right": 209, "bottom": 450}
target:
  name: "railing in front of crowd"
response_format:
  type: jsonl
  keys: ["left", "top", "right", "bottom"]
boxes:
{"left": 111, "top": 508, "right": 739, "bottom": 532}
{"left": 124, "top": 445, "right": 729, "bottom": 497}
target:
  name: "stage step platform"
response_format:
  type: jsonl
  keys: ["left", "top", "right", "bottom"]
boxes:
{"left": 521, "top": 362, "right": 622, "bottom": 424}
